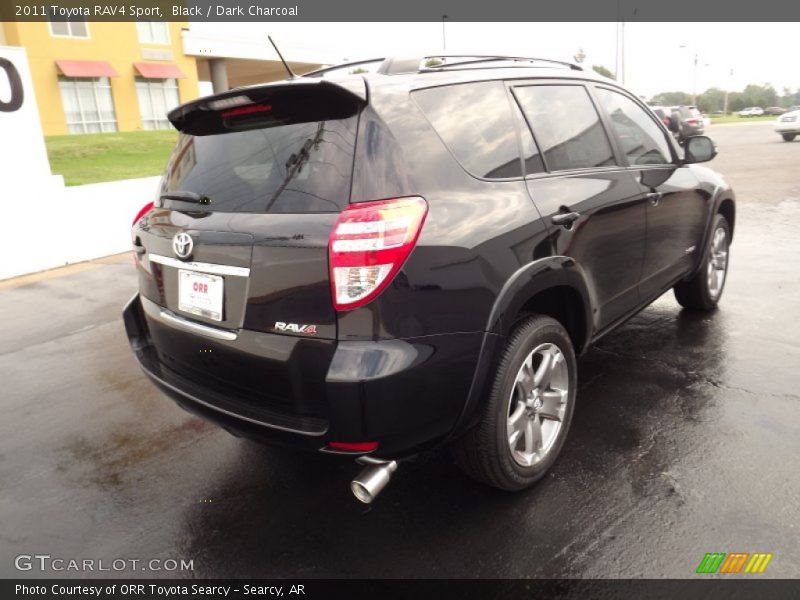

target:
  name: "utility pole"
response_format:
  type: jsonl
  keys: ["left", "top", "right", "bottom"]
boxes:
{"left": 723, "top": 68, "right": 733, "bottom": 115}
{"left": 441, "top": 15, "right": 448, "bottom": 51}
{"left": 692, "top": 52, "right": 698, "bottom": 106}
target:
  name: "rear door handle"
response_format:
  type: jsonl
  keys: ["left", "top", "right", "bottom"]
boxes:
{"left": 551, "top": 212, "right": 580, "bottom": 228}
{"left": 646, "top": 192, "right": 663, "bottom": 206}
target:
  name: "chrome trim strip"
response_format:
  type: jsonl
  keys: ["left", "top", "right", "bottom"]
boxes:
{"left": 149, "top": 253, "right": 250, "bottom": 277}
{"left": 158, "top": 309, "right": 239, "bottom": 341}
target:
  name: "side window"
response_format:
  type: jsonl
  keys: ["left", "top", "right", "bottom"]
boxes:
{"left": 595, "top": 88, "right": 672, "bottom": 166}
{"left": 413, "top": 81, "right": 522, "bottom": 179}
{"left": 513, "top": 85, "right": 616, "bottom": 171}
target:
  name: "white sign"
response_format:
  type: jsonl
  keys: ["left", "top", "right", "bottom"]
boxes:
{"left": 0, "top": 46, "right": 52, "bottom": 182}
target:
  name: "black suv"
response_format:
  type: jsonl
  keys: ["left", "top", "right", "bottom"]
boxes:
{"left": 124, "top": 55, "right": 735, "bottom": 503}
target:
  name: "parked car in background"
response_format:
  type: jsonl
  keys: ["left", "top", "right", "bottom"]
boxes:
{"left": 668, "top": 105, "right": 705, "bottom": 143}
{"left": 775, "top": 108, "right": 800, "bottom": 141}
{"left": 650, "top": 105, "right": 673, "bottom": 129}
{"left": 738, "top": 107, "right": 764, "bottom": 117}
{"left": 124, "top": 55, "right": 736, "bottom": 503}
{"left": 764, "top": 107, "right": 787, "bottom": 116}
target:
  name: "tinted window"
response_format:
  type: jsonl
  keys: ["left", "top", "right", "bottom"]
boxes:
{"left": 160, "top": 116, "right": 357, "bottom": 214}
{"left": 514, "top": 85, "right": 616, "bottom": 171}
{"left": 596, "top": 88, "right": 672, "bottom": 166}
{"left": 413, "top": 81, "right": 522, "bottom": 178}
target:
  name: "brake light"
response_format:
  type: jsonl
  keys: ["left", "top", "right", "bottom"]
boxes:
{"left": 686, "top": 118, "right": 699, "bottom": 126}
{"left": 329, "top": 196, "right": 428, "bottom": 310}
{"left": 221, "top": 103, "right": 272, "bottom": 118}
{"left": 132, "top": 201, "right": 154, "bottom": 226}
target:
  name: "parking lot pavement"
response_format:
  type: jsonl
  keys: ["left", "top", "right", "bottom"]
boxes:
{"left": 1, "top": 122, "right": 798, "bottom": 579}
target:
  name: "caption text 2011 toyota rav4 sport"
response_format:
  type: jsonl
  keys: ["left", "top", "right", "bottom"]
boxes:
{"left": 124, "top": 55, "right": 735, "bottom": 503}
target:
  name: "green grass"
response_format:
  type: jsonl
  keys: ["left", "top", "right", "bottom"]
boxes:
{"left": 709, "top": 114, "right": 777, "bottom": 125}
{"left": 45, "top": 130, "right": 177, "bottom": 186}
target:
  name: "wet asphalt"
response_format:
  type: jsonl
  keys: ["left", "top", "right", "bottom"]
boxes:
{"left": 1, "top": 122, "right": 798, "bottom": 579}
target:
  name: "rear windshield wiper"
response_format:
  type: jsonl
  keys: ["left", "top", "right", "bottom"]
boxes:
{"left": 160, "top": 191, "right": 211, "bottom": 205}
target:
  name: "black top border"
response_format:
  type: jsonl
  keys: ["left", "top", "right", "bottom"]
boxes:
{"left": 2, "top": 0, "right": 798, "bottom": 22}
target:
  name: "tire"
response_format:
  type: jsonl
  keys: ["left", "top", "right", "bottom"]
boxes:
{"left": 674, "top": 213, "right": 730, "bottom": 311}
{"left": 782, "top": 133, "right": 796, "bottom": 142}
{"left": 451, "top": 315, "right": 577, "bottom": 491}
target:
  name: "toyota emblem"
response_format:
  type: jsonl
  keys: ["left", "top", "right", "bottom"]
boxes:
{"left": 172, "top": 232, "right": 193, "bottom": 260}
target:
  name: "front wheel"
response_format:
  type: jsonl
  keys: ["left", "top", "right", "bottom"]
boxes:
{"left": 782, "top": 133, "right": 796, "bottom": 142}
{"left": 451, "top": 315, "right": 577, "bottom": 491}
{"left": 674, "top": 214, "right": 730, "bottom": 311}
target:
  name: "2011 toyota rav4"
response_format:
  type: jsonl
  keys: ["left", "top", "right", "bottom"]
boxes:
{"left": 124, "top": 55, "right": 735, "bottom": 503}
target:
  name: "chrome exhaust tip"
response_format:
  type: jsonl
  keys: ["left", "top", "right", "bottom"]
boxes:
{"left": 350, "top": 458, "right": 398, "bottom": 504}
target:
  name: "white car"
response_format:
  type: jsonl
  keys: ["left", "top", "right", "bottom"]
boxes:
{"left": 738, "top": 107, "right": 764, "bottom": 117}
{"left": 775, "top": 109, "right": 800, "bottom": 142}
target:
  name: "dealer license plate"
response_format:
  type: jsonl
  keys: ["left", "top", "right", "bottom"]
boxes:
{"left": 178, "top": 270, "right": 224, "bottom": 322}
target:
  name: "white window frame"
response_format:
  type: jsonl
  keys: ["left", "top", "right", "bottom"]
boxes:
{"left": 136, "top": 22, "right": 171, "bottom": 45}
{"left": 48, "top": 19, "right": 90, "bottom": 39}
{"left": 58, "top": 76, "right": 118, "bottom": 134}
{"left": 135, "top": 77, "right": 180, "bottom": 130}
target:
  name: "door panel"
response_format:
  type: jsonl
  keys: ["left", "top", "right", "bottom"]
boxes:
{"left": 525, "top": 172, "right": 646, "bottom": 332}
{"left": 513, "top": 83, "right": 647, "bottom": 334}
{"left": 636, "top": 166, "right": 710, "bottom": 299}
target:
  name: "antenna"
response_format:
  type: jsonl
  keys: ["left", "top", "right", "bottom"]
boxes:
{"left": 268, "top": 35, "right": 297, "bottom": 79}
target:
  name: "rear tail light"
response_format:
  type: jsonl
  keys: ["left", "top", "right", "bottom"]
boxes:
{"left": 328, "top": 196, "right": 428, "bottom": 310}
{"left": 132, "top": 201, "right": 154, "bottom": 226}
{"left": 686, "top": 118, "right": 700, "bottom": 126}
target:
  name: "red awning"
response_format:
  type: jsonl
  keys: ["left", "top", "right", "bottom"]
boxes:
{"left": 55, "top": 60, "right": 118, "bottom": 78}
{"left": 133, "top": 62, "right": 186, "bottom": 79}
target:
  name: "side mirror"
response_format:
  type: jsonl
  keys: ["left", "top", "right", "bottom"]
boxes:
{"left": 684, "top": 135, "right": 717, "bottom": 163}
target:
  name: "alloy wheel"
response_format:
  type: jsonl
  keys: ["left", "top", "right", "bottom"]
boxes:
{"left": 707, "top": 226, "right": 728, "bottom": 300}
{"left": 506, "top": 343, "right": 569, "bottom": 467}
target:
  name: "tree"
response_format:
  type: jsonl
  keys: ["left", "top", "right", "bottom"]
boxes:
{"left": 650, "top": 91, "right": 693, "bottom": 106}
{"left": 424, "top": 58, "right": 443, "bottom": 67}
{"left": 696, "top": 88, "right": 726, "bottom": 113}
{"left": 592, "top": 64, "right": 614, "bottom": 79}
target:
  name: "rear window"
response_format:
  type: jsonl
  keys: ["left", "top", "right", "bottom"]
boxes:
{"left": 413, "top": 81, "right": 522, "bottom": 179}
{"left": 678, "top": 106, "right": 701, "bottom": 118}
{"left": 159, "top": 116, "right": 358, "bottom": 214}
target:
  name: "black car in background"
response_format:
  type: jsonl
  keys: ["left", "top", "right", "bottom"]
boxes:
{"left": 124, "top": 55, "right": 735, "bottom": 503}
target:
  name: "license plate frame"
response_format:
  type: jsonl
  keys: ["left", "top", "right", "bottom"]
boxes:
{"left": 178, "top": 270, "right": 224, "bottom": 322}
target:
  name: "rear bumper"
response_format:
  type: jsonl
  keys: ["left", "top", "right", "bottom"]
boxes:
{"left": 123, "top": 294, "right": 483, "bottom": 459}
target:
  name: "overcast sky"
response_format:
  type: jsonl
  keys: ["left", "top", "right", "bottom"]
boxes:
{"left": 191, "top": 22, "right": 800, "bottom": 99}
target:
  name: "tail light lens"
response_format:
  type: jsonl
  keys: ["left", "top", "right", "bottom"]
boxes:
{"left": 329, "top": 196, "right": 428, "bottom": 310}
{"left": 686, "top": 118, "right": 699, "bottom": 126}
{"left": 132, "top": 201, "right": 154, "bottom": 226}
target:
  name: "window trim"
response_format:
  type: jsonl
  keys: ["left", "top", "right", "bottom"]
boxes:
{"left": 510, "top": 80, "right": 623, "bottom": 177}
{"left": 135, "top": 76, "right": 180, "bottom": 130}
{"left": 590, "top": 83, "right": 681, "bottom": 168}
{"left": 136, "top": 21, "right": 171, "bottom": 46}
{"left": 58, "top": 76, "right": 118, "bottom": 134}
{"left": 48, "top": 20, "right": 91, "bottom": 39}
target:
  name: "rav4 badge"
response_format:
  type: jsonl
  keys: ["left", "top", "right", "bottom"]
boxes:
{"left": 274, "top": 322, "right": 317, "bottom": 335}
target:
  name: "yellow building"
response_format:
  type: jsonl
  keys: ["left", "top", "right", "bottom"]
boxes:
{"left": 1, "top": 21, "right": 199, "bottom": 135}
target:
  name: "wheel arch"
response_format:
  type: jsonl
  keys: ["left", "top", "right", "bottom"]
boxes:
{"left": 447, "top": 257, "right": 593, "bottom": 440}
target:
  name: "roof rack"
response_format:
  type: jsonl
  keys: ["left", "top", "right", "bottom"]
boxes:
{"left": 302, "top": 58, "right": 385, "bottom": 78}
{"left": 301, "top": 54, "right": 582, "bottom": 79}
{"left": 388, "top": 54, "right": 583, "bottom": 74}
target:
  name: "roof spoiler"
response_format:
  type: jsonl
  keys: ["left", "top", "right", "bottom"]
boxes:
{"left": 168, "top": 78, "right": 367, "bottom": 136}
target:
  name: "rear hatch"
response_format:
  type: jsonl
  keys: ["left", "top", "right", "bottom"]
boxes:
{"left": 133, "top": 80, "right": 365, "bottom": 422}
